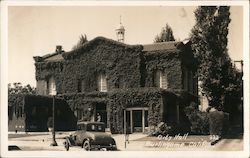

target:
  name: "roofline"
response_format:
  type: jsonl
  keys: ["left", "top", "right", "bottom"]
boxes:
{"left": 62, "top": 36, "right": 143, "bottom": 59}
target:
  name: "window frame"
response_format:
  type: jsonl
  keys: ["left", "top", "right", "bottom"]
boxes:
{"left": 98, "top": 74, "right": 108, "bottom": 92}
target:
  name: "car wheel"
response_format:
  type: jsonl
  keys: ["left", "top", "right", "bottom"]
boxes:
{"left": 82, "top": 140, "right": 91, "bottom": 151}
{"left": 64, "top": 141, "right": 69, "bottom": 151}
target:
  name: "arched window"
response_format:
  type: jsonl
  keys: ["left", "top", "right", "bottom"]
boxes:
{"left": 48, "top": 76, "right": 56, "bottom": 95}
{"left": 98, "top": 74, "right": 107, "bottom": 92}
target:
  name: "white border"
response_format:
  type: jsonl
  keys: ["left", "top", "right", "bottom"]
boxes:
{"left": 1, "top": 1, "right": 249, "bottom": 158}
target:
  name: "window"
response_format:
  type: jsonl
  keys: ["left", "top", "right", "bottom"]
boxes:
{"left": 153, "top": 70, "right": 168, "bottom": 89}
{"left": 182, "top": 68, "right": 195, "bottom": 94}
{"left": 144, "top": 110, "right": 148, "bottom": 127}
{"left": 189, "top": 71, "right": 194, "bottom": 93}
{"left": 48, "top": 76, "right": 56, "bottom": 95}
{"left": 153, "top": 70, "right": 160, "bottom": 87}
{"left": 160, "top": 71, "right": 168, "bottom": 89}
{"left": 77, "top": 109, "right": 83, "bottom": 120}
{"left": 98, "top": 74, "right": 107, "bottom": 92}
{"left": 182, "top": 68, "right": 189, "bottom": 91}
{"left": 77, "top": 79, "right": 85, "bottom": 92}
{"left": 15, "top": 107, "right": 23, "bottom": 118}
{"left": 19, "top": 107, "right": 23, "bottom": 118}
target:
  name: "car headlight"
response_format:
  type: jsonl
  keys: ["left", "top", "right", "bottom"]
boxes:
{"left": 110, "top": 144, "right": 116, "bottom": 147}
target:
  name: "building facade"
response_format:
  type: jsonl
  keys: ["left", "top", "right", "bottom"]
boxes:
{"left": 32, "top": 36, "right": 198, "bottom": 134}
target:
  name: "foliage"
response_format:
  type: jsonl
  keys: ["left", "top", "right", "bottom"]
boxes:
{"left": 33, "top": 37, "right": 198, "bottom": 134}
{"left": 59, "top": 88, "right": 180, "bottom": 134}
{"left": 154, "top": 23, "right": 175, "bottom": 43}
{"left": 208, "top": 110, "right": 225, "bottom": 135}
{"left": 108, "top": 88, "right": 165, "bottom": 133}
{"left": 150, "top": 122, "right": 172, "bottom": 136}
{"left": 191, "top": 6, "right": 241, "bottom": 109}
{"left": 184, "top": 102, "right": 209, "bottom": 135}
{"left": 36, "top": 37, "right": 143, "bottom": 94}
{"left": 72, "top": 34, "right": 88, "bottom": 50}
{"left": 8, "top": 83, "right": 36, "bottom": 95}
{"left": 144, "top": 50, "right": 182, "bottom": 89}
{"left": 8, "top": 94, "right": 77, "bottom": 131}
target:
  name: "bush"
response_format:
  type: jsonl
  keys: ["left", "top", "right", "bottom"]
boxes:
{"left": 150, "top": 122, "right": 171, "bottom": 136}
{"left": 184, "top": 104, "right": 209, "bottom": 135}
{"left": 208, "top": 110, "right": 225, "bottom": 136}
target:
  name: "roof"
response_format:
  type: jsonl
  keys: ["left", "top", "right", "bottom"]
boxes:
{"left": 62, "top": 36, "right": 142, "bottom": 59}
{"left": 34, "top": 37, "right": 187, "bottom": 62}
{"left": 43, "top": 53, "right": 64, "bottom": 61}
{"left": 142, "top": 41, "right": 183, "bottom": 52}
{"left": 116, "top": 23, "right": 125, "bottom": 31}
{"left": 34, "top": 51, "right": 64, "bottom": 62}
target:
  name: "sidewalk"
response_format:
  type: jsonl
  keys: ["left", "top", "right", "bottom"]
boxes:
{"left": 8, "top": 132, "right": 243, "bottom": 151}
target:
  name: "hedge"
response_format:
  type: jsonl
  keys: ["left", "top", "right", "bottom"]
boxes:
{"left": 184, "top": 103, "right": 209, "bottom": 135}
{"left": 8, "top": 94, "right": 77, "bottom": 131}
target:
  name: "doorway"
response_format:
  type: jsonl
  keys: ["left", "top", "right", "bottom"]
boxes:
{"left": 95, "top": 103, "right": 107, "bottom": 127}
{"left": 124, "top": 108, "right": 148, "bottom": 133}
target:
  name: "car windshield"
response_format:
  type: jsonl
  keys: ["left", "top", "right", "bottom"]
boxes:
{"left": 86, "top": 123, "right": 105, "bottom": 132}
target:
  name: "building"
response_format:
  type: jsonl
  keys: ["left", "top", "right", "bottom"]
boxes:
{"left": 8, "top": 94, "right": 76, "bottom": 132}
{"left": 9, "top": 23, "right": 198, "bottom": 133}
{"left": 32, "top": 31, "right": 198, "bottom": 134}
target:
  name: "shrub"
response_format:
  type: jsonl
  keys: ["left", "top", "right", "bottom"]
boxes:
{"left": 208, "top": 110, "right": 225, "bottom": 136}
{"left": 184, "top": 104, "right": 209, "bottom": 135}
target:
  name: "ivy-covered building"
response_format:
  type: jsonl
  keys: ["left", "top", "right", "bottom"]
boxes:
{"left": 31, "top": 34, "right": 198, "bottom": 134}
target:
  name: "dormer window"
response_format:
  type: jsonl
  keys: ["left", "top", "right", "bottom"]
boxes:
{"left": 48, "top": 76, "right": 56, "bottom": 95}
{"left": 98, "top": 74, "right": 107, "bottom": 92}
{"left": 153, "top": 70, "right": 168, "bottom": 89}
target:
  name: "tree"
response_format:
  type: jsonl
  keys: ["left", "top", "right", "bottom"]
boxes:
{"left": 154, "top": 23, "right": 175, "bottom": 43}
{"left": 8, "top": 83, "right": 36, "bottom": 95}
{"left": 191, "top": 6, "right": 240, "bottom": 109}
{"left": 72, "top": 34, "right": 88, "bottom": 50}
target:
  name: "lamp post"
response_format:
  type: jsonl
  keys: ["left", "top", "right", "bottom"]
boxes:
{"left": 50, "top": 94, "right": 58, "bottom": 146}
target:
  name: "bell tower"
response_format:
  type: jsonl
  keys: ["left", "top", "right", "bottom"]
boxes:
{"left": 115, "top": 16, "right": 125, "bottom": 43}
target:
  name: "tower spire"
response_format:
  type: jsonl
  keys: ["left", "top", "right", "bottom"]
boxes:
{"left": 115, "top": 16, "right": 125, "bottom": 43}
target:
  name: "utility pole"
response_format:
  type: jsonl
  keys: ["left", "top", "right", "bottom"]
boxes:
{"left": 50, "top": 95, "right": 58, "bottom": 146}
{"left": 124, "top": 110, "right": 126, "bottom": 148}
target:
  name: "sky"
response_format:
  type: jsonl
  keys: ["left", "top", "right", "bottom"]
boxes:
{"left": 8, "top": 6, "right": 243, "bottom": 87}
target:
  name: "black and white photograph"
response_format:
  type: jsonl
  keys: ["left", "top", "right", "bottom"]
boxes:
{"left": 0, "top": 1, "right": 249, "bottom": 158}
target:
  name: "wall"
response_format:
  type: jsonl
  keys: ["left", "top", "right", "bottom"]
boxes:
{"left": 35, "top": 37, "right": 143, "bottom": 94}
{"left": 107, "top": 88, "right": 165, "bottom": 134}
{"left": 35, "top": 62, "right": 64, "bottom": 94}
{"left": 144, "top": 50, "right": 183, "bottom": 90}
{"left": 62, "top": 38, "right": 143, "bottom": 93}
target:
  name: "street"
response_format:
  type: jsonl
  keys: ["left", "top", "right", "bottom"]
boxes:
{"left": 8, "top": 132, "right": 243, "bottom": 151}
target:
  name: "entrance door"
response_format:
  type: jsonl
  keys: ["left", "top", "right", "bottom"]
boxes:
{"left": 125, "top": 108, "right": 149, "bottom": 133}
{"left": 133, "top": 110, "right": 142, "bottom": 132}
{"left": 95, "top": 104, "right": 107, "bottom": 127}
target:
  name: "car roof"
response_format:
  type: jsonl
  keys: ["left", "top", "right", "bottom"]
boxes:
{"left": 77, "top": 121, "right": 105, "bottom": 125}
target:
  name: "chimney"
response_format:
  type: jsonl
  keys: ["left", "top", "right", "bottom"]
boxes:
{"left": 56, "top": 45, "right": 62, "bottom": 54}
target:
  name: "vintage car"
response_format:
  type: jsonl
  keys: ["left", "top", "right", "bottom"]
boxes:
{"left": 63, "top": 121, "right": 117, "bottom": 151}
